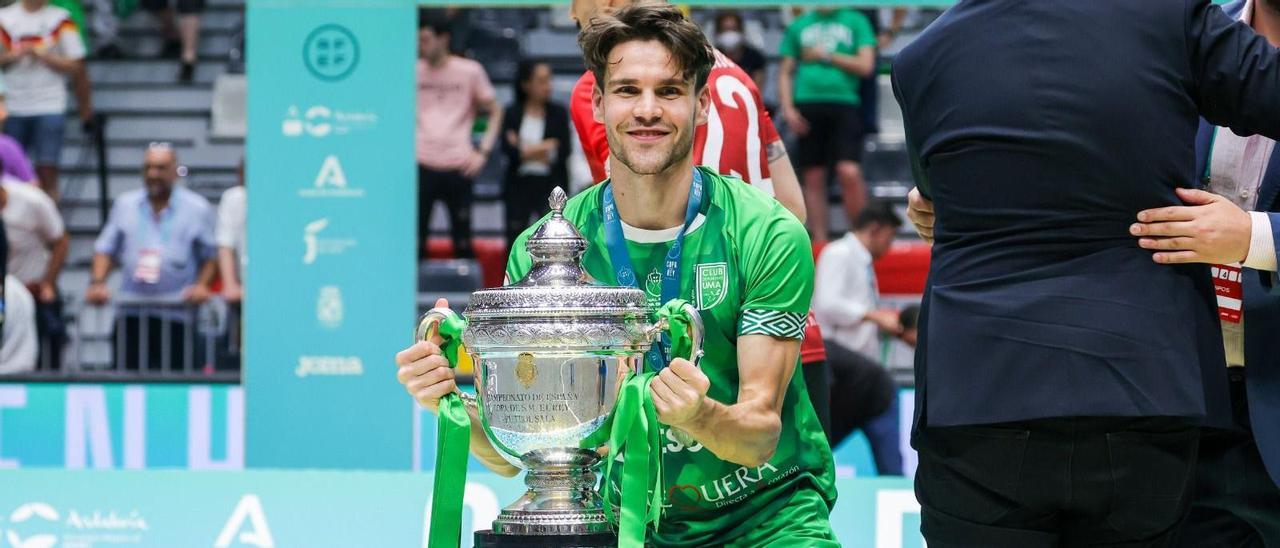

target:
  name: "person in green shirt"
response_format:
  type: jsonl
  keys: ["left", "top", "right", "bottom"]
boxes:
{"left": 395, "top": 4, "right": 837, "bottom": 545}
{"left": 779, "top": 8, "right": 877, "bottom": 247}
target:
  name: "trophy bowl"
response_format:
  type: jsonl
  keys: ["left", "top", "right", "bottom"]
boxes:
{"left": 417, "top": 187, "right": 702, "bottom": 537}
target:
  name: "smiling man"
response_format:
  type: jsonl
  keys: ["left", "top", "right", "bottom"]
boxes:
{"left": 395, "top": 5, "right": 836, "bottom": 545}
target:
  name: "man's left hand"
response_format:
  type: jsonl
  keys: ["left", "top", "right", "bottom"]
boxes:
{"left": 1131, "top": 187, "right": 1252, "bottom": 264}
{"left": 650, "top": 358, "right": 711, "bottom": 428}
{"left": 801, "top": 46, "right": 831, "bottom": 63}
{"left": 183, "top": 284, "right": 211, "bottom": 304}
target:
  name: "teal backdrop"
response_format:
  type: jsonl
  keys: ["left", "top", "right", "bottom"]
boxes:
{"left": 0, "top": 470, "right": 923, "bottom": 547}
{"left": 244, "top": 0, "right": 418, "bottom": 469}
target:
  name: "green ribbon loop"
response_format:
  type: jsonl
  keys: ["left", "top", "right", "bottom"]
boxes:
{"left": 656, "top": 299, "right": 695, "bottom": 362}
{"left": 424, "top": 310, "right": 471, "bottom": 548}
{"left": 603, "top": 372, "right": 664, "bottom": 548}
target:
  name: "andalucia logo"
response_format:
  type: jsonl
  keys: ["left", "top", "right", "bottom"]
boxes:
{"left": 696, "top": 263, "right": 727, "bottom": 310}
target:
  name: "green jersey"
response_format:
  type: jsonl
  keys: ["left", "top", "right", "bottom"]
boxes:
{"left": 506, "top": 168, "right": 837, "bottom": 545}
{"left": 780, "top": 9, "right": 876, "bottom": 105}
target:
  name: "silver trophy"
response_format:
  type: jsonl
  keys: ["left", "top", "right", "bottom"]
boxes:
{"left": 418, "top": 187, "right": 703, "bottom": 538}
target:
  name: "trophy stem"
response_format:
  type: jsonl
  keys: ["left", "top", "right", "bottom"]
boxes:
{"left": 491, "top": 449, "right": 612, "bottom": 536}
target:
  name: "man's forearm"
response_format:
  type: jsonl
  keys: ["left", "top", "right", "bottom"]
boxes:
{"left": 40, "top": 54, "right": 80, "bottom": 75}
{"left": 42, "top": 235, "right": 70, "bottom": 286}
{"left": 217, "top": 247, "right": 240, "bottom": 287}
{"left": 479, "top": 104, "right": 503, "bottom": 155}
{"left": 831, "top": 51, "right": 875, "bottom": 78}
{"left": 90, "top": 253, "right": 113, "bottom": 283}
{"left": 767, "top": 143, "right": 806, "bottom": 222}
{"left": 682, "top": 397, "right": 782, "bottom": 467}
{"left": 778, "top": 58, "right": 797, "bottom": 111}
{"left": 195, "top": 259, "right": 217, "bottom": 287}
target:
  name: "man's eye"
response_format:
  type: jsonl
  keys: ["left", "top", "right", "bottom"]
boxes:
{"left": 659, "top": 88, "right": 682, "bottom": 97}
{"left": 615, "top": 87, "right": 638, "bottom": 95}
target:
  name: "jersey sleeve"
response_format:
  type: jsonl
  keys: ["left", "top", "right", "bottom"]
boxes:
{"left": 737, "top": 199, "right": 814, "bottom": 340}
{"left": 779, "top": 19, "right": 801, "bottom": 59}
{"left": 755, "top": 84, "right": 781, "bottom": 146}
{"left": 851, "top": 11, "right": 877, "bottom": 50}
{"left": 570, "top": 73, "right": 610, "bottom": 183}
{"left": 504, "top": 222, "right": 539, "bottom": 285}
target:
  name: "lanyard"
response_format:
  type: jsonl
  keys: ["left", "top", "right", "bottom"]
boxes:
{"left": 140, "top": 199, "right": 175, "bottom": 247}
{"left": 603, "top": 168, "right": 704, "bottom": 371}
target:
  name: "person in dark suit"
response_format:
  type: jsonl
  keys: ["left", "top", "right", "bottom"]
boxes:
{"left": 499, "top": 59, "right": 571, "bottom": 256}
{"left": 1125, "top": 4, "right": 1280, "bottom": 545}
{"left": 892, "top": 1, "right": 1280, "bottom": 544}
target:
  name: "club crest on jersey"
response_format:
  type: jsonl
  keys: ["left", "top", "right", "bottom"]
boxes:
{"left": 696, "top": 263, "right": 728, "bottom": 310}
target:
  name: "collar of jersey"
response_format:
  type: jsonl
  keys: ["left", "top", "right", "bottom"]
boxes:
{"left": 619, "top": 214, "right": 707, "bottom": 244}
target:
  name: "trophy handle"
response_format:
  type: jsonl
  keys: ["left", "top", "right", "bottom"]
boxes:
{"left": 416, "top": 307, "right": 465, "bottom": 367}
{"left": 678, "top": 302, "right": 705, "bottom": 368}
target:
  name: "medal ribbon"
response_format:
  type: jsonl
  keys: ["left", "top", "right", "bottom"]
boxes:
{"left": 603, "top": 168, "right": 704, "bottom": 371}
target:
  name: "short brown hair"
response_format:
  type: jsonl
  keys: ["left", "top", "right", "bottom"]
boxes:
{"left": 578, "top": 4, "right": 715, "bottom": 93}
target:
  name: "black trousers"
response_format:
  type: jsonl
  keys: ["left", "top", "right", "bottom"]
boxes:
{"left": 503, "top": 173, "right": 557, "bottom": 255}
{"left": 1175, "top": 369, "right": 1280, "bottom": 547}
{"left": 916, "top": 416, "right": 1199, "bottom": 547}
{"left": 801, "top": 358, "right": 831, "bottom": 440}
{"left": 418, "top": 165, "right": 474, "bottom": 259}
{"left": 116, "top": 316, "right": 193, "bottom": 371}
{"left": 33, "top": 295, "right": 65, "bottom": 370}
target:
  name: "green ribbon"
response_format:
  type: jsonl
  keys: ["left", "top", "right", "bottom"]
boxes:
{"left": 656, "top": 299, "right": 695, "bottom": 365}
{"left": 426, "top": 310, "right": 471, "bottom": 548}
{"left": 599, "top": 299, "right": 701, "bottom": 546}
{"left": 602, "top": 372, "right": 663, "bottom": 548}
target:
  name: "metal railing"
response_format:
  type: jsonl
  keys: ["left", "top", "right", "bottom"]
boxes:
{"left": 9, "top": 295, "right": 240, "bottom": 383}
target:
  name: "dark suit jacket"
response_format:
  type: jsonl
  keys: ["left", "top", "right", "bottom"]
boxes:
{"left": 499, "top": 101, "right": 571, "bottom": 189}
{"left": 892, "top": 0, "right": 1280, "bottom": 430}
{"left": 1193, "top": 0, "right": 1280, "bottom": 489}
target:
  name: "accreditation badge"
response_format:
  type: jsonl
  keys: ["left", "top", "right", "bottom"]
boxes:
{"left": 134, "top": 248, "right": 163, "bottom": 284}
{"left": 1212, "top": 264, "right": 1243, "bottom": 324}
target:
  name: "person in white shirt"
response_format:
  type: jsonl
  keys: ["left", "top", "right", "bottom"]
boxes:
{"left": 0, "top": 274, "right": 37, "bottom": 374}
{"left": 0, "top": 176, "right": 64, "bottom": 368}
{"left": 216, "top": 160, "right": 245, "bottom": 303}
{"left": 0, "top": 0, "right": 87, "bottom": 203}
{"left": 813, "top": 200, "right": 905, "bottom": 474}
{"left": 814, "top": 200, "right": 903, "bottom": 360}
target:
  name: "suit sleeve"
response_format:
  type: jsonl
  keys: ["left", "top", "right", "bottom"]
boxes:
{"left": 1187, "top": 0, "right": 1280, "bottom": 140}
{"left": 891, "top": 66, "right": 932, "bottom": 199}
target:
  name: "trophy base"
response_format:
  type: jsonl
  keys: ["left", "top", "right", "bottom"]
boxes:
{"left": 475, "top": 529, "right": 617, "bottom": 547}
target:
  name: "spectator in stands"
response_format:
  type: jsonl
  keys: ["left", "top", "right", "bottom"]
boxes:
{"left": 778, "top": 8, "right": 876, "bottom": 244}
{"left": 144, "top": 0, "right": 202, "bottom": 83}
{"left": 0, "top": 0, "right": 88, "bottom": 203}
{"left": 500, "top": 59, "right": 569, "bottom": 256}
{"left": 87, "top": 144, "right": 216, "bottom": 370}
{"left": 0, "top": 275, "right": 37, "bottom": 374}
{"left": 813, "top": 200, "right": 904, "bottom": 473}
{"left": 215, "top": 159, "right": 243, "bottom": 369}
{"left": 416, "top": 16, "right": 501, "bottom": 260}
{"left": 855, "top": 8, "right": 906, "bottom": 138}
{"left": 713, "top": 11, "right": 767, "bottom": 93}
{"left": 1, "top": 172, "right": 66, "bottom": 369}
{"left": 217, "top": 159, "right": 244, "bottom": 304}
{"left": 898, "top": 303, "right": 919, "bottom": 348}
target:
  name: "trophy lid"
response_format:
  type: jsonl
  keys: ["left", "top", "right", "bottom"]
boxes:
{"left": 465, "top": 187, "right": 648, "bottom": 318}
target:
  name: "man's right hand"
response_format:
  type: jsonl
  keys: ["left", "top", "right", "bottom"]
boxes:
{"left": 866, "top": 309, "right": 903, "bottom": 335}
{"left": 783, "top": 107, "right": 809, "bottom": 137}
{"left": 907, "top": 187, "right": 935, "bottom": 244}
{"left": 85, "top": 282, "right": 109, "bottom": 305}
{"left": 395, "top": 298, "right": 457, "bottom": 413}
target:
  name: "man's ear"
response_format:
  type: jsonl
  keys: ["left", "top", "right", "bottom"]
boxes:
{"left": 592, "top": 81, "right": 605, "bottom": 124}
{"left": 694, "top": 85, "right": 711, "bottom": 127}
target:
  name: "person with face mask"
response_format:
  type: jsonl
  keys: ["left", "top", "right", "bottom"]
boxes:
{"left": 713, "top": 11, "right": 766, "bottom": 94}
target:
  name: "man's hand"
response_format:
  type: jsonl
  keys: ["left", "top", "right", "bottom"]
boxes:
{"left": 1131, "top": 187, "right": 1252, "bottom": 264}
{"left": 650, "top": 358, "right": 711, "bottom": 428}
{"left": 222, "top": 281, "right": 243, "bottom": 303}
{"left": 85, "top": 282, "right": 109, "bottom": 305}
{"left": 396, "top": 298, "right": 458, "bottom": 413}
{"left": 907, "top": 187, "right": 935, "bottom": 244}
{"left": 462, "top": 150, "right": 487, "bottom": 178}
{"left": 801, "top": 46, "right": 831, "bottom": 63}
{"left": 183, "top": 284, "right": 211, "bottom": 304}
{"left": 866, "top": 309, "right": 903, "bottom": 335}
{"left": 37, "top": 281, "right": 56, "bottom": 304}
{"left": 783, "top": 107, "right": 809, "bottom": 137}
